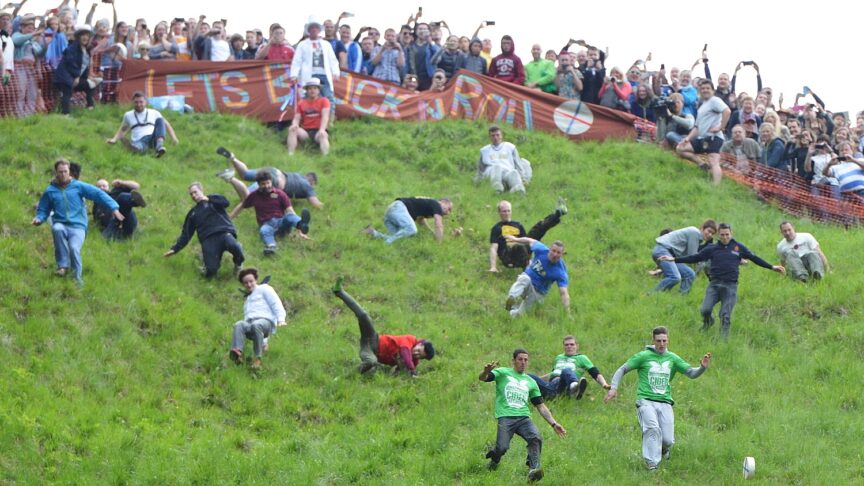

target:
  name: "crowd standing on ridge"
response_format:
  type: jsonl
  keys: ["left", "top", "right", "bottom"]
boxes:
{"left": 12, "top": 3, "right": 844, "bottom": 482}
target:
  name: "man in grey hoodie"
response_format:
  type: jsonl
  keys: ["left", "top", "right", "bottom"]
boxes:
{"left": 650, "top": 220, "right": 717, "bottom": 294}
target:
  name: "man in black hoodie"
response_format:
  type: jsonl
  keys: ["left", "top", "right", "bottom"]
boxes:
{"left": 164, "top": 182, "right": 245, "bottom": 278}
{"left": 489, "top": 35, "right": 524, "bottom": 86}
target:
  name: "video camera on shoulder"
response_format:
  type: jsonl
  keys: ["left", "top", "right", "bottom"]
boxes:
{"left": 651, "top": 97, "right": 676, "bottom": 118}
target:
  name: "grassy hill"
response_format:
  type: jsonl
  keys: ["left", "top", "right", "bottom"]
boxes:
{"left": 1, "top": 108, "right": 862, "bottom": 485}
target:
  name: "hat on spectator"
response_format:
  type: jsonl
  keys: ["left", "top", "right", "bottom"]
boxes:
{"left": 19, "top": 14, "right": 36, "bottom": 26}
{"left": 303, "top": 78, "right": 321, "bottom": 89}
{"left": 73, "top": 25, "right": 93, "bottom": 37}
{"left": 0, "top": 9, "right": 13, "bottom": 19}
{"left": 304, "top": 16, "right": 322, "bottom": 35}
{"left": 742, "top": 113, "right": 759, "bottom": 124}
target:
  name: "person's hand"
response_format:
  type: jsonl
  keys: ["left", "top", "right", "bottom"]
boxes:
{"left": 552, "top": 422, "right": 567, "bottom": 438}
{"left": 657, "top": 255, "right": 675, "bottom": 262}
{"left": 700, "top": 352, "right": 712, "bottom": 368}
{"left": 735, "top": 62, "right": 742, "bottom": 72}
{"left": 489, "top": 267, "right": 498, "bottom": 273}
{"left": 112, "top": 210, "right": 125, "bottom": 221}
{"left": 778, "top": 93, "right": 784, "bottom": 106}
{"left": 31, "top": 217, "right": 42, "bottom": 226}
{"left": 604, "top": 388, "right": 618, "bottom": 402}
{"left": 172, "top": 136, "right": 179, "bottom": 144}
{"left": 602, "top": 383, "right": 612, "bottom": 390}
{"left": 773, "top": 265, "right": 786, "bottom": 275}
{"left": 503, "top": 234, "right": 516, "bottom": 242}
{"left": 112, "top": 179, "right": 122, "bottom": 187}
{"left": 752, "top": 62, "right": 760, "bottom": 72}
{"left": 709, "top": 124, "right": 722, "bottom": 134}
{"left": 163, "top": 250, "right": 175, "bottom": 257}
{"left": 482, "top": 360, "right": 499, "bottom": 374}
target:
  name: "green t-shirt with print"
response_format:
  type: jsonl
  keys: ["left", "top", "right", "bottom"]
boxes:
{"left": 626, "top": 347, "right": 692, "bottom": 405}
{"left": 491, "top": 367, "right": 542, "bottom": 418}
{"left": 550, "top": 353, "right": 595, "bottom": 379}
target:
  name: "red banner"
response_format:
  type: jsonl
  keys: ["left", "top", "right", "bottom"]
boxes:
{"left": 118, "top": 60, "right": 638, "bottom": 141}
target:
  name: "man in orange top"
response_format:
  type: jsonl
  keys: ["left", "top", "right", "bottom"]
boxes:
{"left": 287, "top": 78, "right": 331, "bottom": 155}
{"left": 332, "top": 277, "right": 435, "bottom": 377}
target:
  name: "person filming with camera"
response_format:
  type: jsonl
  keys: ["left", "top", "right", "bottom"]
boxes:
{"left": 655, "top": 93, "right": 693, "bottom": 149}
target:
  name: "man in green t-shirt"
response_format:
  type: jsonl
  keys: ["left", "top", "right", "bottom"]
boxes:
{"left": 529, "top": 335, "right": 611, "bottom": 400}
{"left": 480, "top": 348, "right": 567, "bottom": 482}
{"left": 604, "top": 326, "right": 711, "bottom": 470}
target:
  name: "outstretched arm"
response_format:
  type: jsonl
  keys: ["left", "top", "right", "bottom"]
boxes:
{"left": 604, "top": 363, "right": 632, "bottom": 402}
{"left": 534, "top": 402, "right": 567, "bottom": 437}
{"left": 684, "top": 352, "right": 712, "bottom": 378}
{"left": 504, "top": 235, "right": 537, "bottom": 246}
{"left": 479, "top": 360, "right": 498, "bottom": 381}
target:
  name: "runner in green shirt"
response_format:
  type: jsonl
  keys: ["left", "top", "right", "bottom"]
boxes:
{"left": 529, "top": 335, "right": 611, "bottom": 400}
{"left": 604, "top": 326, "right": 711, "bottom": 470}
{"left": 480, "top": 349, "right": 567, "bottom": 482}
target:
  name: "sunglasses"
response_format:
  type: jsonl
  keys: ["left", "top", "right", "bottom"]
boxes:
{"left": 434, "top": 76, "right": 445, "bottom": 81}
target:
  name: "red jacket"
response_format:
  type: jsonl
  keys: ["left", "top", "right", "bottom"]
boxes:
{"left": 377, "top": 334, "right": 419, "bottom": 373}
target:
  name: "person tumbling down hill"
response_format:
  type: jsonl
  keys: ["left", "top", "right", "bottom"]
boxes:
{"left": 332, "top": 277, "right": 435, "bottom": 377}
{"left": 229, "top": 267, "right": 287, "bottom": 369}
{"left": 215, "top": 147, "right": 323, "bottom": 210}
{"left": 363, "top": 197, "right": 453, "bottom": 244}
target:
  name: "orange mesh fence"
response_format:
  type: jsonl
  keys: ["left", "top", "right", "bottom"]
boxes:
{"left": 0, "top": 61, "right": 121, "bottom": 116}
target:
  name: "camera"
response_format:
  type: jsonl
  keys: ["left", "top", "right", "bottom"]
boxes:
{"left": 837, "top": 156, "right": 847, "bottom": 162}
{"left": 651, "top": 97, "right": 676, "bottom": 118}
{"left": 815, "top": 143, "right": 827, "bottom": 149}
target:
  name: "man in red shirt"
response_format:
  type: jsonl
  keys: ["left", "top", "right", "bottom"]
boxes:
{"left": 255, "top": 25, "right": 294, "bottom": 62}
{"left": 229, "top": 171, "right": 310, "bottom": 254}
{"left": 332, "top": 277, "right": 435, "bottom": 377}
{"left": 287, "top": 78, "right": 331, "bottom": 156}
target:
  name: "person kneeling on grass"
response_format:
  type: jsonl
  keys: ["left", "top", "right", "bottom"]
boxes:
{"left": 229, "top": 170, "right": 310, "bottom": 255}
{"left": 287, "top": 78, "right": 330, "bottom": 156}
{"left": 230, "top": 268, "right": 286, "bottom": 369}
{"left": 332, "top": 277, "right": 435, "bottom": 377}
{"left": 93, "top": 178, "right": 147, "bottom": 240}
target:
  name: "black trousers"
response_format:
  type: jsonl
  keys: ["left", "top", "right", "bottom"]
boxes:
{"left": 201, "top": 233, "right": 244, "bottom": 278}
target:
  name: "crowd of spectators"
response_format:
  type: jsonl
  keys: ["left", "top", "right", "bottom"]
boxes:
{"left": 3, "top": 2, "right": 864, "bottom": 198}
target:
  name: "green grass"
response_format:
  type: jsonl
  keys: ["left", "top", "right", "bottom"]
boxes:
{"left": 1, "top": 108, "right": 863, "bottom": 485}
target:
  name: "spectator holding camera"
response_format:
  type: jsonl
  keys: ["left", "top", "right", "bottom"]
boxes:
{"left": 676, "top": 79, "right": 731, "bottom": 185}
{"left": 202, "top": 21, "right": 230, "bottom": 61}
{"left": 676, "top": 70, "right": 698, "bottom": 117}
{"left": 555, "top": 52, "right": 582, "bottom": 100}
{"left": 371, "top": 28, "right": 404, "bottom": 84}
{"left": 430, "top": 34, "right": 465, "bottom": 80}
{"left": 656, "top": 93, "right": 694, "bottom": 148}
{"left": 256, "top": 25, "right": 293, "bottom": 62}
{"left": 405, "top": 22, "right": 438, "bottom": 91}
{"left": 524, "top": 44, "right": 556, "bottom": 94}
{"left": 598, "top": 67, "right": 632, "bottom": 112}
{"left": 789, "top": 129, "right": 815, "bottom": 179}
{"left": 149, "top": 21, "right": 178, "bottom": 60}
{"left": 823, "top": 142, "right": 864, "bottom": 196}
{"left": 806, "top": 136, "right": 839, "bottom": 196}
{"left": 759, "top": 123, "right": 787, "bottom": 170}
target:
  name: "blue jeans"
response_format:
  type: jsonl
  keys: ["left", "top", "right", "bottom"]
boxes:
{"left": 259, "top": 214, "right": 301, "bottom": 245}
{"left": 373, "top": 201, "right": 417, "bottom": 244}
{"left": 700, "top": 280, "right": 738, "bottom": 338}
{"left": 652, "top": 244, "right": 695, "bottom": 294}
{"left": 131, "top": 118, "right": 166, "bottom": 152}
{"left": 52, "top": 222, "right": 86, "bottom": 283}
{"left": 530, "top": 369, "right": 581, "bottom": 399}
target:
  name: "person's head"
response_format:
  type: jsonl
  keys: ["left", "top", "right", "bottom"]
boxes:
{"left": 837, "top": 141, "right": 854, "bottom": 157}
{"left": 432, "top": 69, "right": 447, "bottom": 89}
{"left": 698, "top": 79, "right": 715, "bottom": 100}
{"left": 763, "top": 110, "right": 780, "bottom": 128}
{"left": 20, "top": 17, "right": 36, "bottom": 33}
{"left": 384, "top": 28, "right": 397, "bottom": 45}
{"left": 545, "top": 49, "right": 557, "bottom": 62}
{"left": 717, "top": 223, "right": 732, "bottom": 245}
{"left": 188, "top": 182, "right": 206, "bottom": 202}
{"left": 587, "top": 46, "right": 600, "bottom": 60}
{"left": 548, "top": 240, "right": 565, "bottom": 263}
{"left": 558, "top": 52, "right": 571, "bottom": 67}
{"left": 635, "top": 84, "right": 652, "bottom": 102}
{"left": 197, "top": 21, "right": 210, "bottom": 36}
{"left": 562, "top": 335, "right": 579, "bottom": 356}
{"left": 500, "top": 35, "right": 514, "bottom": 54}
{"left": 137, "top": 42, "right": 151, "bottom": 60}
{"left": 459, "top": 36, "right": 470, "bottom": 53}
{"left": 153, "top": 21, "right": 168, "bottom": 39}
{"left": 575, "top": 50, "right": 587, "bottom": 65}
{"left": 530, "top": 43, "right": 541, "bottom": 61}
{"left": 482, "top": 38, "right": 492, "bottom": 52}
{"left": 832, "top": 112, "right": 847, "bottom": 128}
{"left": 787, "top": 118, "right": 801, "bottom": 135}
{"left": 68, "top": 162, "right": 81, "bottom": 180}
{"left": 512, "top": 348, "right": 530, "bottom": 373}
{"left": 488, "top": 126, "right": 503, "bottom": 145}
{"left": 74, "top": 25, "right": 92, "bottom": 45}
{"left": 755, "top": 92, "right": 769, "bottom": 107}
{"left": 54, "top": 159, "right": 72, "bottom": 186}
{"left": 270, "top": 26, "right": 285, "bottom": 44}
{"left": 754, "top": 104, "right": 766, "bottom": 117}
{"left": 701, "top": 219, "right": 718, "bottom": 241}
{"left": 403, "top": 74, "right": 418, "bottom": 91}
{"left": 445, "top": 35, "right": 459, "bottom": 51}
{"left": 779, "top": 221, "right": 796, "bottom": 242}
{"left": 627, "top": 66, "right": 642, "bottom": 83}
{"left": 438, "top": 198, "right": 453, "bottom": 215}
{"left": 255, "top": 170, "right": 274, "bottom": 192}
{"left": 305, "top": 172, "right": 318, "bottom": 186}
{"left": 245, "top": 30, "right": 257, "bottom": 48}
{"left": 652, "top": 326, "right": 669, "bottom": 354}
{"left": 361, "top": 37, "right": 374, "bottom": 54}
{"left": 238, "top": 268, "right": 258, "bottom": 292}
{"left": 796, "top": 129, "right": 814, "bottom": 147}
{"left": 731, "top": 124, "right": 746, "bottom": 143}
{"left": 607, "top": 67, "right": 623, "bottom": 81}
{"left": 759, "top": 122, "right": 775, "bottom": 142}
{"left": 338, "top": 24, "right": 351, "bottom": 43}
{"left": 834, "top": 127, "right": 851, "bottom": 143}
{"left": 497, "top": 200, "right": 512, "bottom": 222}
{"left": 469, "top": 39, "right": 482, "bottom": 56}
{"left": 0, "top": 10, "right": 12, "bottom": 30}
{"left": 430, "top": 24, "right": 442, "bottom": 44}
{"left": 415, "top": 23, "right": 430, "bottom": 42}
{"left": 304, "top": 78, "right": 321, "bottom": 98}
{"left": 680, "top": 70, "right": 692, "bottom": 87}
{"left": 412, "top": 340, "right": 435, "bottom": 360}
{"left": 323, "top": 19, "right": 335, "bottom": 38}
{"left": 368, "top": 28, "right": 380, "bottom": 43}
{"left": 170, "top": 19, "right": 184, "bottom": 35}
{"left": 96, "top": 178, "right": 110, "bottom": 191}
{"left": 717, "top": 72, "right": 730, "bottom": 89}
{"left": 132, "top": 91, "right": 147, "bottom": 112}
{"left": 760, "top": 87, "right": 773, "bottom": 104}
{"left": 306, "top": 19, "right": 322, "bottom": 39}
{"left": 230, "top": 34, "right": 244, "bottom": 50}
{"left": 46, "top": 15, "right": 60, "bottom": 31}
{"left": 399, "top": 24, "right": 413, "bottom": 44}
{"left": 667, "top": 92, "right": 684, "bottom": 114}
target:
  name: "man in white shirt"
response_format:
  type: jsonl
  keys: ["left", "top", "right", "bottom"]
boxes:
{"left": 230, "top": 268, "right": 287, "bottom": 369}
{"left": 106, "top": 91, "right": 178, "bottom": 157}
{"left": 777, "top": 221, "right": 828, "bottom": 282}
{"left": 290, "top": 17, "right": 340, "bottom": 116}
{"left": 475, "top": 126, "right": 532, "bottom": 194}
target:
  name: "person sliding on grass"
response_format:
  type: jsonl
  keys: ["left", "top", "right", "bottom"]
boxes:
{"left": 229, "top": 267, "right": 286, "bottom": 369}
{"left": 480, "top": 348, "right": 567, "bottom": 482}
{"left": 331, "top": 277, "right": 435, "bottom": 376}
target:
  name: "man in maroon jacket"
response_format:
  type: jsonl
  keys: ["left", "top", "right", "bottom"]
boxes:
{"left": 332, "top": 277, "right": 435, "bottom": 377}
{"left": 489, "top": 35, "right": 525, "bottom": 86}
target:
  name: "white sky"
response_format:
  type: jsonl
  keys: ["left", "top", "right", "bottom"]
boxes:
{"left": 23, "top": 0, "right": 861, "bottom": 119}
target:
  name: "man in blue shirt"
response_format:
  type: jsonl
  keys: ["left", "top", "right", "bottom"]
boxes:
{"left": 32, "top": 159, "right": 123, "bottom": 286}
{"left": 503, "top": 237, "right": 570, "bottom": 317}
{"left": 660, "top": 223, "right": 785, "bottom": 338}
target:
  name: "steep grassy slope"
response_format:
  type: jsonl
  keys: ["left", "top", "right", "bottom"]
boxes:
{"left": 0, "top": 109, "right": 862, "bottom": 485}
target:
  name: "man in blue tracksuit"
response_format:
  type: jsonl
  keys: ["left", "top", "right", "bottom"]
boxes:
{"left": 33, "top": 159, "right": 122, "bottom": 286}
{"left": 660, "top": 223, "right": 785, "bottom": 338}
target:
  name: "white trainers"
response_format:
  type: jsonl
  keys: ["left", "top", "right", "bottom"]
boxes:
{"left": 216, "top": 169, "right": 236, "bottom": 181}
